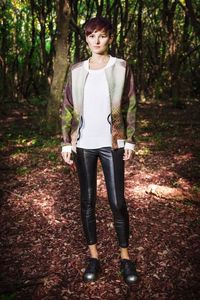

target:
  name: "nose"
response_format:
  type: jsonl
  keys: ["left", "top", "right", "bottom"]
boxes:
{"left": 95, "top": 37, "right": 100, "bottom": 44}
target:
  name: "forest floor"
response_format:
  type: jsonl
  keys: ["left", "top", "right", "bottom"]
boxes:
{"left": 0, "top": 98, "right": 200, "bottom": 300}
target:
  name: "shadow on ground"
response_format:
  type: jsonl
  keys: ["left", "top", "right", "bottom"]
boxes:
{"left": 0, "top": 100, "right": 200, "bottom": 299}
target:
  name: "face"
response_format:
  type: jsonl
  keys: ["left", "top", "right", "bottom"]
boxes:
{"left": 86, "top": 30, "right": 113, "bottom": 55}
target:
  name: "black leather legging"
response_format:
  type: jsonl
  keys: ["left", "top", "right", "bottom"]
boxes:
{"left": 73, "top": 147, "right": 129, "bottom": 248}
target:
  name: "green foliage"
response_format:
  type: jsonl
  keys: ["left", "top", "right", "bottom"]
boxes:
{"left": 47, "top": 152, "right": 58, "bottom": 162}
{"left": 1, "top": 102, "right": 61, "bottom": 177}
{"left": 16, "top": 166, "right": 31, "bottom": 175}
{"left": 137, "top": 146, "right": 151, "bottom": 156}
{"left": 4, "top": 116, "right": 60, "bottom": 161}
{"left": 0, "top": 0, "right": 56, "bottom": 100}
{"left": 0, "top": 0, "right": 200, "bottom": 103}
{"left": 184, "top": 200, "right": 195, "bottom": 206}
{"left": 29, "top": 96, "right": 48, "bottom": 108}
{"left": 0, "top": 293, "right": 16, "bottom": 300}
{"left": 192, "top": 185, "right": 200, "bottom": 194}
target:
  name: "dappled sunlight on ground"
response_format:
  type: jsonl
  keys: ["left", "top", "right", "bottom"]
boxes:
{"left": 0, "top": 100, "right": 200, "bottom": 299}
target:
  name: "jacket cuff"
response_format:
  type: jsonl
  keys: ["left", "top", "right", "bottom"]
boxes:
{"left": 62, "top": 145, "right": 72, "bottom": 153}
{"left": 124, "top": 142, "right": 135, "bottom": 151}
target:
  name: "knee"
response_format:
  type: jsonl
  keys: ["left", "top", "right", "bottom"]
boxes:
{"left": 81, "top": 196, "right": 96, "bottom": 213}
{"left": 111, "top": 201, "right": 127, "bottom": 216}
{"left": 81, "top": 185, "right": 96, "bottom": 201}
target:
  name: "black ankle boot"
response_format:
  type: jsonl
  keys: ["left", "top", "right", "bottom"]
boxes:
{"left": 120, "top": 259, "right": 139, "bottom": 285}
{"left": 83, "top": 258, "right": 101, "bottom": 282}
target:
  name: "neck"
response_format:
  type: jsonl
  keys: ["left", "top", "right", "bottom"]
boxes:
{"left": 90, "top": 53, "right": 110, "bottom": 63}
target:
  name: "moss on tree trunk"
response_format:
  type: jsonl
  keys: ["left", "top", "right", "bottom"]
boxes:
{"left": 47, "top": 0, "right": 71, "bottom": 133}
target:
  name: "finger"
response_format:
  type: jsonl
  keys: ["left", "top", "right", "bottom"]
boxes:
{"left": 123, "top": 149, "right": 129, "bottom": 160}
{"left": 67, "top": 159, "right": 74, "bottom": 165}
{"left": 123, "top": 149, "right": 132, "bottom": 160}
{"left": 62, "top": 152, "right": 73, "bottom": 165}
{"left": 66, "top": 152, "right": 73, "bottom": 165}
{"left": 61, "top": 152, "right": 67, "bottom": 162}
{"left": 127, "top": 150, "right": 132, "bottom": 159}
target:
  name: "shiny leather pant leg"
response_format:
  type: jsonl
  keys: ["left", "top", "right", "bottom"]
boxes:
{"left": 75, "top": 148, "right": 98, "bottom": 245}
{"left": 74, "top": 147, "right": 129, "bottom": 248}
{"left": 99, "top": 148, "right": 129, "bottom": 248}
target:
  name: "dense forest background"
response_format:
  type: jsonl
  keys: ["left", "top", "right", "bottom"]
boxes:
{"left": 0, "top": 0, "right": 200, "bottom": 129}
{"left": 1, "top": 1, "right": 200, "bottom": 299}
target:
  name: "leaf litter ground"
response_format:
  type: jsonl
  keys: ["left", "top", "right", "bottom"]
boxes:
{"left": 0, "top": 99, "right": 200, "bottom": 300}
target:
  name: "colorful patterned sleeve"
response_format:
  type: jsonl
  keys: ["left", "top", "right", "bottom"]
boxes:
{"left": 121, "top": 63, "right": 137, "bottom": 145}
{"left": 61, "top": 67, "right": 74, "bottom": 146}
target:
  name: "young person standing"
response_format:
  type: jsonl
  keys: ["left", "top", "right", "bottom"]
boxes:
{"left": 61, "top": 16, "right": 138, "bottom": 285}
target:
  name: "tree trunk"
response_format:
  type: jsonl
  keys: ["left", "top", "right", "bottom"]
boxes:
{"left": 110, "top": 1, "right": 119, "bottom": 56}
{"left": 0, "top": 2, "right": 8, "bottom": 101}
{"left": 137, "top": 0, "right": 144, "bottom": 102}
{"left": 39, "top": 0, "right": 47, "bottom": 77}
{"left": 185, "top": 0, "right": 200, "bottom": 36}
{"left": 47, "top": 0, "right": 71, "bottom": 132}
{"left": 162, "top": 0, "right": 180, "bottom": 105}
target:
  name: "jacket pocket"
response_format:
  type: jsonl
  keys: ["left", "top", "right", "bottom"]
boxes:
{"left": 77, "top": 115, "right": 83, "bottom": 141}
{"left": 107, "top": 113, "right": 112, "bottom": 133}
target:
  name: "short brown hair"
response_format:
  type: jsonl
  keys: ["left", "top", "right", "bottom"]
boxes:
{"left": 84, "top": 16, "right": 113, "bottom": 37}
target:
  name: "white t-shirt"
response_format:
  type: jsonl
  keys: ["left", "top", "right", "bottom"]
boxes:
{"left": 77, "top": 56, "right": 116, "bottom": 149}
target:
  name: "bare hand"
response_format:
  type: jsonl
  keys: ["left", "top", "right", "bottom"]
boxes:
{"left": 61, "top": 151, "right": 73, "bottom": 165}
{"left": 123, "top": 148, "right": 134, "bottom": 160}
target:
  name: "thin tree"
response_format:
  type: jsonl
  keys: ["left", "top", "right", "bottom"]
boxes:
{"left": 47, "top": 0, "right": 71, "bottom": 132}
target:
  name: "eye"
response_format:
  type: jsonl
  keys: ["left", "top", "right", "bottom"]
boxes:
{"left": 100, "top": 34, "right": 107, "bottom": 38}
